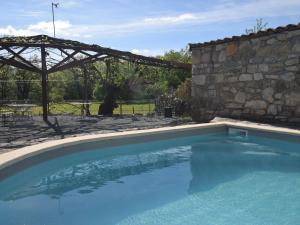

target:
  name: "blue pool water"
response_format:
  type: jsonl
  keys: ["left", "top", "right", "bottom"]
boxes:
{"left": 0, "top": 133, "right": 300, "bottom": 225}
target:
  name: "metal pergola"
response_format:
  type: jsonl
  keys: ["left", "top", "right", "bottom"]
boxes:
{"left": 0, "top": 35, "right": 191, "bottom": 121}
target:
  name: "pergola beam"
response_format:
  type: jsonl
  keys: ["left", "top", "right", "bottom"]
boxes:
{"left": 48, "top": 53, "right": 106, "bottom": 73}
{"left": 0, "top": 35, "right": 191, "bottom": 121}
{"left": 3, "top": 46, "right": 39, "bottom": 71}
{"left": 49, "top": 49, "right": 80, "bottom": 72}
{"left": 0, "top": 57, "right": 40, "bottom": 73}
{"left": 41, "top": 46, "right": 48, "bottom": 121}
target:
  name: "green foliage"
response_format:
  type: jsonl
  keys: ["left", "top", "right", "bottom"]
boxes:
{"left": 0, "top": 47, "right": 191, "bottom": 109}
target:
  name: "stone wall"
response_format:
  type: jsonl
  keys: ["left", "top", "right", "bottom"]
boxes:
{"left": 191, "top": 28, "right": 300, "bottom": 123}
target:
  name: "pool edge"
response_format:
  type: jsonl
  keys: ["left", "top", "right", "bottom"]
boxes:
{"left": 0, "top": 122, "right": 299, "bottom": 173}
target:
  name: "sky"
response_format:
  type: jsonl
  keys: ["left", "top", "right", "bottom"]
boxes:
{"left": 0, "top": 0, "right": 300, "bottom": 56}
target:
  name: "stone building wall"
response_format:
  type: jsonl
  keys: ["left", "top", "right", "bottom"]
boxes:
{"left": 190, "top": 26, "right": 300, "bottom": 123}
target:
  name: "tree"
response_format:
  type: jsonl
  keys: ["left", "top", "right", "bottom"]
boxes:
{"left": 246, "top": 18, "right": 268, "bottom": 34}
{"left": 93, "top": 58, "right": 133, "bottom": 115}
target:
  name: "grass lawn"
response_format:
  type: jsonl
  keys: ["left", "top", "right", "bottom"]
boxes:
{"left": 32, "top": 102, "right": 155, "bottom": 116}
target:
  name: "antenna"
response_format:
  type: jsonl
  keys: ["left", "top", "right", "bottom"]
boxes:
{"left": 52, "top": 2, "right": 59, "bottom": 37}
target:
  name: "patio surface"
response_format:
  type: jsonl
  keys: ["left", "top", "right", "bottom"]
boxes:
{"left": 0, "top": 115, "right": 192, "bottom": 154}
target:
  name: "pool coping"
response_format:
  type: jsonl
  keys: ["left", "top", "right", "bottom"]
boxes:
{"left": 0, "top": 121, "right": 299, "bottom": 172}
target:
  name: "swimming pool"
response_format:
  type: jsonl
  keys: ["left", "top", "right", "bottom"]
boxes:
{"left": 0, "top": 124, "right": 300, "bottom": 225}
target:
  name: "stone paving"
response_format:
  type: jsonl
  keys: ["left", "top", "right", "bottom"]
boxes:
{"left": 0, "top": 115, "right": 192, "bottom": 154}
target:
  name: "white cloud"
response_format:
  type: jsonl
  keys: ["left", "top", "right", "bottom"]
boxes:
{"left": 131, "top": 49, "right": 165, "bottom": 56}
{"left": 0, "top": 0, "right": 299, "bottom": 39}
{"left": 0, "top": 20, "right": 72, "bottom": 37}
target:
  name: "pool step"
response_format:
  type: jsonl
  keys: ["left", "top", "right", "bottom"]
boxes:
{"left": 228, "top": 128, "right": 248, "bottom": 137}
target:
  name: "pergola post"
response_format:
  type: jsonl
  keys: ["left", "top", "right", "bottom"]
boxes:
{"left": 41, "top": 46, "right": 48, "bottom": 121}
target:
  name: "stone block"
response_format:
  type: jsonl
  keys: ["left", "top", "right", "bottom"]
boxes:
{"left": 269, "top": 63, "right": 284, "bottom": 73}
{"left": 230, "top": 87, "right": 237, "bottom": 94}
{"left": 215, "top": 74, "right": 224, "bottom": 83}
{"left": 239, "top": 74, "right": 253, "bottom": 81}
{"left": 267, "top": 104, "right": 277, "bottom": 115}
{"left": 255, "top": 110, "right": 266, "bottom": 116}
{"left": 266, "top": 38, "right": 277, "bottom": 45}
{"left": 226, "top": 43, "right": 238, "bottom": 56}
{"left": 276, "top": 33, "right": 287, "bottom": 41}
{"left": 226, "top": 103, "right": 243, "bottom": 109}
{"left": 208, "top": 89, "right": 217, "bottom": 97}
{"left": 275, "top": 93, "right": 283, "bottom": 99}
{"left": 280, "top": 73, "right": 295, "bottom": 81}
{"left": 231, "top": 110, "right": 242, "bottom": 116}
{"left": 201, "top": 52, "right": 211, "bottom": 63}
{"left": 193, "top": 75, "right": 206, "bottom": 85}
{"left": 264, "top": 57, "right": 277, "bottom": 63}
{"left": 245, "top": 100, "right": 267, "bottom": 109}
{"left": 191, "top": 49, "right": 202, "bottom": 64}
{"left": 216, "top": 43, "right": 227, "bottom": 51}
{"left": 234, "top": 92, "right": 246, "bottom": 103}
{"left": 292, "top": 43, "right": 300, "bottom": 52}
{"left": 265, "top": 75, "right": 279, "bottom": 80}
{"left": 262, "top": 87, "right": 274, "bottom": 103}
{"left": 228, "top": 76, "right": 238, "bottom": 82}
{"left": 254, "top": 73, "right": 263, "bottom": 80}
{"left": 218, "top": 50, "right": 227, "bottom": 62}
{"left": 286, "top": 66, "right": 299, "bottom": 72}
{"left": 285, "top": 58, "right": 298, "bottom": 66}
{"left": 258, "top": 64, "right": 269, "bottom": 72}
{"left": 285, "top": 92, "right": 300, "bottom": 106}
{"left": 295, "top": 106, "right": 300, "bottom": 115}
{"left": 287, "top": 29, "right": 300, "bottom": 38}
{"left": 247, "top": 65, "right": 257, "bottom": 73}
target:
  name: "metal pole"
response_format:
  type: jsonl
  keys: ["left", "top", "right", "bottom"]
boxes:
{"left": 41, "top": 46, "right": 48, "bottom": 121}
{"left": 52, "top": 2, "right": 59, "bottom": 38}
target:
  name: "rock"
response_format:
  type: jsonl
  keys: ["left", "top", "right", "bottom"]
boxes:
{"left": 255, "top": 110, "right": 266, "bottom": 116}
{"left": 230, "top": 87, "right": 237, "bottom": 94}
{"left": 215, "top": 74, "right": 224, "bottom": 83}
{"left": 285, "top": 93, "right": 300, "bottom": 106}
{"left": 295, "top": 107, "right": 300, "bottom": 115}
{"left": 193, "top": 75, "right": 206, "bottom": 85}
{"left": 216, "top": 44, "right": 227, "bottom": 51}
{"left": 265, "top": 75, "right": 279, "bottom": 80}
{"left": 226, "top": 44, "right": 238, "bottom": 56}
{"left": 287, "top": 29, "right": 300, "bottom": 38}
{"left": 266, "top": 38, "right": 277, "bottom": 45}
{"left": 254, "top": 73, "right": 263, "bottom": 80}
{"left": 262, "top": 87, "right": 274, "bottom": 103}
{"left": 239, "top": 74, "right": 253, "bottom": 81}
{"left": 226, "top": 103, "right": 243, "bottom": 108}
{"left": 285, "top": 58, "right": 298, "bottom": 66}
{"left": 201, "top": 52, "right": 211, "bottom": 63}
{"left": 235, "top": 92, "right": 246, "bottom": 103}
{"left": 192, "top": 50, "right": 202, "bottom": 64}
{"left": 228, "top": 76, "right": 238, "bottom": 82}
{"left": 281, "top": 73, "right": 295, "bottom": 81}
{"left": 275, "top": 93, "right": 283, "bottom": 99}
{"left": 245, "top": 100, "right": 267, "bottom": 109}
{"left": 218, "top": 50, "right": 226, "bottom": 62}
{"left": 267, "top": 104, "right": 277, "bottom": 115}
{"left": 208, "top": 89, "right": 217, "bottom": 97}
{"left": 276, "top": 33, "right": 287, "bottom": 41}
{"left": 258, "top": 64, "right": 269, "bottom": 72}
{"left": 292, "top": 43, "right": 300, "bottom": 52}
{"left": 247, "top": 65, "right": 257, "bottom": 73}
{"left": 286, "top": 66, "right": 299, "bottom": 72}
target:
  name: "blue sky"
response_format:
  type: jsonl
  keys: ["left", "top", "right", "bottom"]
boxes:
{"left": 0, "top": 0, "right": 300, "bottom": 55}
